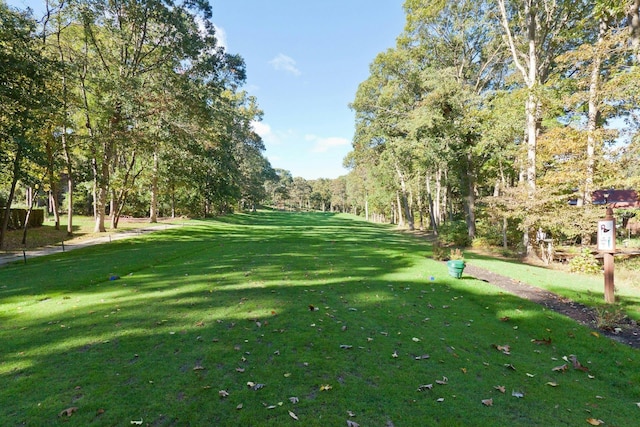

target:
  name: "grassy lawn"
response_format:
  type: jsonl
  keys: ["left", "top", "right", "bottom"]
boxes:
{"left": 1, "top": 215, "right": 190, "bottom": 252}
{"left": 1, "top": 211, "right": 639, "bottom": 426}
{"left": 466, "top": 253, "right": 640, "bottom": 322}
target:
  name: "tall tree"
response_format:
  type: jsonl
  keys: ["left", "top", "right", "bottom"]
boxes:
{"left": 0, "top": 2, "right": 52, "bottom": 248}
{"left": 496, "top": 0, "right": 589, "bottom": 194}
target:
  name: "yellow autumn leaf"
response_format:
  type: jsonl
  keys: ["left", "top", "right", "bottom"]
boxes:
{"left": 586, "top": 418, "right": 604, "bottom": 425}
{"left": 546, "top": 382, "right": 558, "bottom": 387}
{"left": 320, "top": 384, "right": 332, "bottom": 391}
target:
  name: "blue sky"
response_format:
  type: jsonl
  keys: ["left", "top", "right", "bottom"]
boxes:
{"left": 211, "top": 1, "right": 406, "bottom": 179}
{"left": 8, "top": 0, "right": 406, "bottom": 180}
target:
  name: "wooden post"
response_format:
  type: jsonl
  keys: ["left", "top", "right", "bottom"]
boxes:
{"left": 603, "top": 252, "right": 614, "bottom": 304}
{"left": 597, "top": 207, "right": 616, "bottom": 304}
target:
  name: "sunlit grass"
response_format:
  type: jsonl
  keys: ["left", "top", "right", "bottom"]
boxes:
{"left": 1, "top": 211, "right": 639, "bottom": 426}
{"left": 466, "top": 252, "right": 640, "bottom": 321}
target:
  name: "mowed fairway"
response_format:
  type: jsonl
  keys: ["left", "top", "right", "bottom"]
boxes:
{"left": 1, "top": 211, "right": 639, "bottom": 426}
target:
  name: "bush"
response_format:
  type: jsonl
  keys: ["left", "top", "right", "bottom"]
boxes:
{"left": 437, "top": 220, "right": 470, "bottom": 247}
{"left": 568, "top": 248, "right": 601, "bottom": 275}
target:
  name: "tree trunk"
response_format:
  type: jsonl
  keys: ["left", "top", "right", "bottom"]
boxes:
{"left": 630, "top": 0, "right": 640, "bottom": 62}
{"left": 525, "top": 93, "right": 538, "bottom": 193}
{"left": 150, "top": 150, "right": 159, "bottom": 223}
{"left": 461, "top": 152, "right": 477, "bottom": 240}
{"left": 62, "top": 133, "right": 74, "bottom": 236}
{"left": 45, "top": 140, "right": 60, "bottom": 230}
{"left": 0, "top": 145, "right": 23, "bottom": 249}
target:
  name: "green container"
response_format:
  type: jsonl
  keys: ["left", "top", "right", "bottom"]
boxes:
{"left": 446, "top": 260, "right": 465, "bottom": 279}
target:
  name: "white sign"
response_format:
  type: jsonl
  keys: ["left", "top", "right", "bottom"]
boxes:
{"left": 597, "top": 219, "right": 615, "bottom": 252}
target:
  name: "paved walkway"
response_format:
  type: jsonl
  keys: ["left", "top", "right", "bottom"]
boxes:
{"left": 0, "top": 223, "right": 182, "bottom": 268}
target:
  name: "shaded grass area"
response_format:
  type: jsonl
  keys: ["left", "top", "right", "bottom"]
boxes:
{"left": 1, "top": 211, "right": 639, "bottom": 426}
{"left": 1, "top": 215, "right": 187, "bottom": 252}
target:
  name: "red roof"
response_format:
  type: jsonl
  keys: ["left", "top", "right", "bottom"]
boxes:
{"left": 592, "top": 189, "right": 640, "bottom": 208}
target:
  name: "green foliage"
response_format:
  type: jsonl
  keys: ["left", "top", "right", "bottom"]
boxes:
{"left": 568, "top": 248, "right": 601, "bottom": 275}
{"left": 594, "top": 305, "right": 627, "bottom": 331}
{"left": 431, "top": 239, "right": 448, "bottom": 260}
{"left": 437, "top": 220, "right": 470, "bottom": 247}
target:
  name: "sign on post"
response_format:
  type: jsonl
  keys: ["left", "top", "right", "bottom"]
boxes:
{"left": 598, "top": 208, "right": 616, "bottom": 304}
{"left": 597, "top": 218, "right": 615, "bottom": 252}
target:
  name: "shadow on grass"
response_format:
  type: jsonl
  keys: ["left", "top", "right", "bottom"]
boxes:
{"left": 1, "top": 211, "right": 639, "bottom": 426}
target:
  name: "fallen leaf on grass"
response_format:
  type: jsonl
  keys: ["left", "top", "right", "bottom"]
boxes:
{"left": 500, "top": 316, "right": 510, "bottom": 322}
{"left": 59, "top": 407, "right": 78, "bottom": 417}
{"left": 569, "top": 355, "right": 589, "bottom": 372}
{"left": 309, "top": 305, "right": 319, "bottom": 311}
{"left": 586, "top": 418, "right": 604, "bottom": 425}
{"left": 417, "top": 384, "right": 433, "bottom": 391}
{"left": 130, "top": 420, "right": 143, "bottom": 426}
{"left": 236, "top": 367, "right": 245, "bottom": 373}
{"left": 526, "top": 373, "right": 535, "bottom": 378}
{"left": 436, "top": 398, "right": 445, "bottom": 402}
{"left": 247, "top": 382, "right": 264, "bottom": 390}
{"left": 412, "top": 337, "right": 421, "bottom": 342}
{"left": 546, "top": 382, "right": 558, "bottom": 387}
{"left": 320, "top": 384, "right": 332, "bottom": 391}
{"left": 347, "top": 420, "right": 360, "bottom": 427}
{"left": 552, "top": 364, "right": 568, "bottom": 372}
{"left": 415, "top": 354, "right": 430, "bottom": 360}
{"left": 494, "top": 385, "right": 506, "bottom": 393}
{"left": 392, "top": 351, "right": 398, "bottom": 358}
{"left": 340, "top": 345, "right": 353, "bottom": 349}
{"left": 193, "top": 364, "right": 205, "bottom": 371}
{"left": 512, "top": 390, "right": 524, "bottom": 398}
{"left": 289, "top": 410, "right": 299, "bottom": 420}
{"left": 236, "top": 403, "right": 243, "bottom": 410}
{"left": 493, "top": 344, "right": 511, "bottom": 355}
{"left": 219, "top": 390, "right": 229, "bottom": 398}
{"left": 289, "top": 396, "right": 299, "bottom": 404}
{"left": 531, "top": 337, "right": 552, "bottom": 345}
{"left": 504, "top": 364, "right": 516, "bottom": 370}
{"left": 482, "top": 398, "right": 493, "bottom": 406}
{"left": 435, "top": 376, "right": 448, "bottom": 385}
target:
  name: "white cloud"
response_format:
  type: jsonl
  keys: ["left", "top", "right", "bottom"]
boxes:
{"left": 269, "top": 53, "right": 301, "bottom": 76}
{"left": 213, "top": 24, "right": 228, "bottom": 49}
{"left": 306, "top": 134, "right": 350, "bottom": 153}
{"left": 251, "top": 121, "right": 280, "bottom": 145}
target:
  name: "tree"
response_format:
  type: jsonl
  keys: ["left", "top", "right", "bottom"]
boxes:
{"left": 0, "top": 2, "right": 53, "bottom": 248}
{"left": 496, "top": 0, "right": 590, "bottom": 193}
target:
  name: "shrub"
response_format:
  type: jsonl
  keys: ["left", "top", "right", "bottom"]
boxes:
{"left": 568, "top": 248, "right": 601, "bottom": 275}
{"left": 431, "top": 240, "right": 448, "bottom": 261}
{"left": 438, "top": 220, "right": 470, "bottom": 247}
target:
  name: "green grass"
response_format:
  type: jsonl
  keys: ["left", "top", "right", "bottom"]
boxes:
{"left": 465, "top": 253, "right": 640, "bottom": 322}
{"left": 1, "top": 211, "right": 639, "bottom": 426}
{"left": 1, "top": 215, "right": 190, "bottom": 252}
